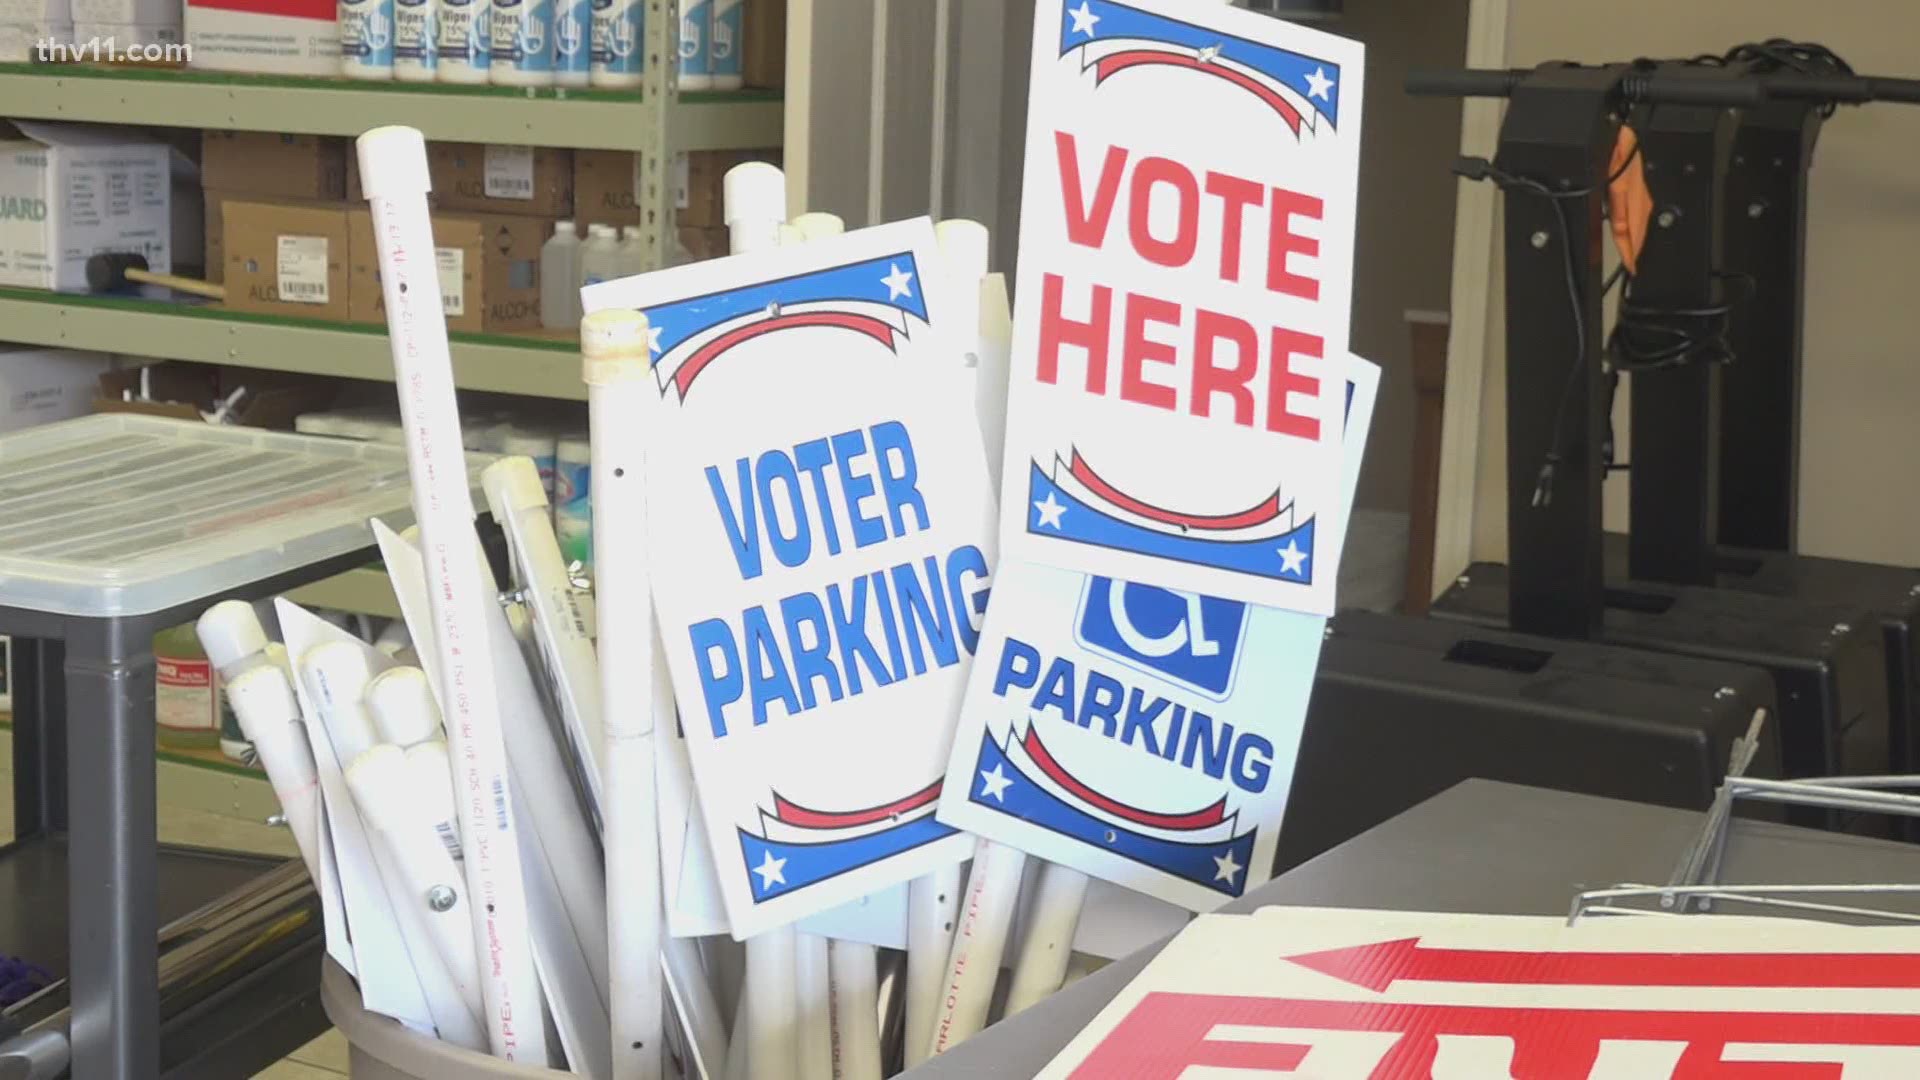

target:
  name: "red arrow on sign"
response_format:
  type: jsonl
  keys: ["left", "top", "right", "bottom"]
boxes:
{"left": 1286, "top": 937, "right": 1920, "bottom": 993}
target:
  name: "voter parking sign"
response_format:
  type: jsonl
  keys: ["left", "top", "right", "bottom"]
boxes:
{"left": 1001, "top": 0, "right": 1364, "bottom": 614}
{"left": 583, "top": 220, "right": 995, "bottom": 937}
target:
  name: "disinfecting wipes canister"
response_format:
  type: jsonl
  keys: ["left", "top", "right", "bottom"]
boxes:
{"left": 437, "top": 0, "right": 491, "bottom": 80}
{"left": 552, "top": 0, "right": 589, "bottom": 85}
{"left": 491, "top": 0, "right": 554, "bottom": 84}
{"left": 341, "top": 0, "right": 397, "bottom": 77}
{"left": 589, "top": 0, "right": 640, "bottom": 87}
{"left": 395, "top": 0, "right": 439, "bottom": 79}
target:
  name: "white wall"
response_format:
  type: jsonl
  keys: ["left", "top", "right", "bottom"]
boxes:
{"left": 1466, "top": 2, "right": 1920, "bottom": 567}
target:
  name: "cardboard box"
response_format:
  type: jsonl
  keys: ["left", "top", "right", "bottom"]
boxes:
{"left": 0, "top": 0, "right": 69, "bottom": 20}
{"left": 677, "top": 148, "right": 779, "bottom": 228}
{"left": 72, "top": 18, "right": 182, "bottom": 44}
{"left": 574, "top": 150, "right": 638, "bottom": 232}
{"left": 71, "top": 0, "right": 177, "bottom": 24}
{"left": 347, "top": 208, "right": 546, "bottom": 333}
{"left": 428, "top": 143, "right": 573, "bottom": 217}
{"left": 202, "top": 130, "right": 348, "bottom": 201}
{"left": 95, "top": 361, "right": 338, "bottom": 429}
{"left": 0, "top": 346, "right": 113, "bottom": 435}
{"left": 0, "top": 120, "right": 171, "bottom": 290}
{"left": 677, "top": 225, "right": 728, "bottom": 262}
{"left": 0, "top": 21, "right": 69, "bottom": 61}
{"left": 222, "top": 198, "right": 350, "bottom": 321}
{"left": 743, "top": 0, "right": 784, "bottom": 90}
{"left": 205, "top": 190, "right": 348, "bottom": 285}
{"left": 185, "top": 0, "right": 337, "bottom": 76}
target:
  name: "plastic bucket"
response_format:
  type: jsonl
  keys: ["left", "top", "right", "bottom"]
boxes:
{"left": 319, "top": 958, "right": 569, "bottom": 1078}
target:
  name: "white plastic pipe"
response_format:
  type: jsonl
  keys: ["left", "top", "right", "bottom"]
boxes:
{"left": 586, "top": 308, "right": 667, "bottom": 1080}
{"left": 794, "top": 933, "right": 833, "bottom": 1080}
{"left": 365, "top": 666, "right": 444, "bottom": 748}
{"left": 1003, "top": 863, "right": 1092, "bottom": 1015}
{"left": 723, "top": 991, "right": 750, "bottom": 1080}
{"left": 345, "top": 743, "right": 487, "bottom": 1025}
{"left": 406, "top": 739, "right": 465, "bottom": 863}
{"left": 224, "top": 666, "right": 323, "bottom": 882}
{"left": 663, "top": 934, "right": 729, "bottom": 1080}
{"left": 927, "top": 840, "right": 1028, "bottom": 1056}
{"left": 742, "top": 931, "right": 797, "bottom": 1080}
{"left": 357, "top": 124, "right": 549, "bottom": 1065}
{"left": 297, "top": 641, "right": 380, "bottom": 763}
{"left": 827, "top": 939, "right": 881, "bottom": 1080}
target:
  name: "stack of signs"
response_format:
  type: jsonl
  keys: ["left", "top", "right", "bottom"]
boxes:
{"left": 1042, "top": 907, "right": 1920, "bottom": 1077}
{"left": 936, "top": 0, "right": 1367, "bottom": 910}
{"left": 582, "top": 220, "right": 995, "bottom": 937}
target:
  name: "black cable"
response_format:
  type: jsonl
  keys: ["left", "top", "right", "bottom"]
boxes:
{"left": 1724, "top": 39, "right": 1854, "bottom": 116}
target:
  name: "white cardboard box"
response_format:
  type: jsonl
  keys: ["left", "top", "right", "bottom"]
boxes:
{"left": 0, "top": 0, "right": 69, "bottom": 21}
{"left": 70, "top": 0, "right": 175, "bottom": 25}
{"left": 0, "top": 347, "right": 114, "bottom": 434}
{"left": 71, "top": 19, "right": 183, "bottom": 45}
{"left": 0, "top": 121, "right": 171, "bottom": 290}
{"left": 0, "top": 20, "right": 69, "bottom": 59}
{"left": 185, "top": 0, "right": 337, "bottom": 76}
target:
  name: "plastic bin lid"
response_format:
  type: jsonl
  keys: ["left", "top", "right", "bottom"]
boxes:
{"left": 0, "top": 414, "right": 492, "bottom": 618}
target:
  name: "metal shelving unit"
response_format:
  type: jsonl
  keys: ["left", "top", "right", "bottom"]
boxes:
{"left": 0, "top": 63, "right": 782, "bottom": 152}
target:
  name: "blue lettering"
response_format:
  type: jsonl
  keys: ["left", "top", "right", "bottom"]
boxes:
{"left": 825, "top": 578, "right": 893, "bottom": 695}
{"left": 870, "top": 420, "right": 930, "bottom": 536}
{"left": 994, "top": 638, "right": 1043, "bottom": 697}
{"left": 791, "top": 437, "right": 843, "bottom": 557}
{"left": 1161, "top": 701, "right": 1187, "bottom": 761}
{"left": 1079, "top": 670, "right": 1125, "bottom": 738}
{"left": 743, "top": 607, "right": 800, "bottom": 725}
{"left": 1180, "top": 711, "right": 1231, "bottom": 781}
{"left": 689, "top": 618, "right": 742, "bottom": 738}
{"left": 892, "top": 557, "right": 959, "bottom": 676}
{"left": 944, "top": 544, "right": 990, "bottom": 655}
{"left": 1233, "top": 732, "right": 1273, "bottom": 792}
{"left": 1032, "top": 657, "right": 1078, "bottom": 725}
{"left": 831, "top": 429, "right": 886, "bottom": 548}
{"left": 779, "top": 591, "right": 844, "bottom": 710}
{"left": 756, "top": 449, "right": 811, "bottom": 568}
{"left": 704, "top": 459, "right": 762, "bottom": 580}
{"left": 869, "top": 570, "right": 910, "bottom": 682}
{"left": 1122, "top": 691, "right": 1171, "bottom": 757}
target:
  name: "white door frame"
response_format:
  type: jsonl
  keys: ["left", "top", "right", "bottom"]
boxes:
{"left": 1429, "top": 0, "right": 1511, "bottom": 597}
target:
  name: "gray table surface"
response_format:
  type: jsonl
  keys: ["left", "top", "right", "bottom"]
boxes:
{"left": 905, "top": 779, "right": 1920, "bottom": 1078}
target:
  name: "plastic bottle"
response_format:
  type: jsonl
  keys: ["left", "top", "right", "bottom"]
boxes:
{"left": 341, "top": 0, "right": 398, "bottom": 79}
{"left": 491, "top": 0, "right": 554, "bottom": 85}
{"left": 156, "top": 622, "right": 221, "bottom": 752}
{"left": 541, "top": 220, "right": 582, "bottom": 330}
{"left": 616, "top": 224, "right": 646, "bottom": 278}
{"left": 553, "top": 434, "right": 592, "bottom": 571}
{"left": 588, "top": 0, "right": 640, "bottom": 88}
{"left": 709, "top": 0, "right": 743, "bottom": 90}
{"left": 678, "top": 0, "right": 711, "bottom": 90}
{"left": 580, "top": 223, "right": 622, "bottom": 289}
{"left": 436, "top": 0, "right": 490, "bottom": 82}
{"left": 552, "top": 0, "right": 590, "bottom": 86}
{"left": 394, "top": 0, "right": 438, "bottom": 81}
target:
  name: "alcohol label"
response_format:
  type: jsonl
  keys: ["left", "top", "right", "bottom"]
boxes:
{"left": 484, "top": 145, "right": 536, "bottom": 200}
{"left": 276, "top": 234, "right": 329, "bottom": 304}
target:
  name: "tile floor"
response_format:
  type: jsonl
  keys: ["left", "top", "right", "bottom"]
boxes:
{"left": 0, "top": 729, "right": 350, "bottom": 1078}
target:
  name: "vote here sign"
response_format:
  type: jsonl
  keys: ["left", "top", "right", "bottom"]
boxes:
{"left": 1042, "top": 907, "right": 1920, "bottom": 1078}
{"left": 999, "top": 0, "right": 1365, "bottom": 615}
{"left": 939, "top": 358, "right": 1377, "bottom": 910}
{"left": 582, "top": 220, "right": 996, "bottom": 937}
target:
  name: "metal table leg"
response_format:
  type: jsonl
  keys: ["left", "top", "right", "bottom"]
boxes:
{"left": 64, "top": 618, "right": 160, "bottom": 1080}
{"left": 9, "top": 639, "right": 67, "bottom": 840}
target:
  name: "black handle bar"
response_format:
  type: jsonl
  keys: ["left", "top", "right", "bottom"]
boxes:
{"left": 1409, "top": 66, "right": 1920, "bottom": 107}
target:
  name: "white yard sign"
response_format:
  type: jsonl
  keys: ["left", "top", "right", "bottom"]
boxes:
{"left": 1001, "top": 0, "right": 1364, "bottom": 614}
{"left": 1043, "top": 906, "right": 1920, "bottom": 1078}
{"left": 583, "top": 221, "right": 995, "bottom": 937}
{"left": 940, "top": 358, "right": 1377, "bottom": 910}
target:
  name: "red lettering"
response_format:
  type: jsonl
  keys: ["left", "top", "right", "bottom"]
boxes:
{"left": 1120, "top": 294, "right": 1181, "bottom": 411}
{"left": 1205, "top": 172, "right": 1264, "bottom": 282}
{"left": 1192, "top": 309, "right": 1260, "bottom": 426}
{"left": 1267, "top": 327, "right": 1322, "bottom": 439}
{"left": 1037, "top": 274, "right": 1112, "bottom": 392}
{"left": 1127, "top": 157, "right": 1200, "bottom": 269}
{"left": 1267, "top": 187, "right": 1324, "bottom": 300}
{"left": 1055, "top": 131, "right": 1128, "bottom": 249}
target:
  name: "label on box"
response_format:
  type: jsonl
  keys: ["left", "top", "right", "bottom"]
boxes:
{"left": 276, "top": 234, "right": 329, "bottom": 304}
{"left": 484, "top": 145, "right": 536, "bottom": 200}
{"left": 437, "top": 247, "right": 465, "bottom": 317}
{"left": 674, "top": 153, "right": 689, "bottom": 210}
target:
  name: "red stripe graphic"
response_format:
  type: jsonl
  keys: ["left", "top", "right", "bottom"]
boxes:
{"left": 673, "top": 311, "right": 899, "bottom": 398}
{"left": 1068, "top": 450, "right": 1284, "bottom": 532}
{"left": 1092, "top": 50, "right": 1305, "bottom": 135}
{"left": 1288, "top": 936, "right": 1920, "bottom": 993}
{"left": 1020, "top": 726, "right": 1227, "bottom": 831}
{"left": 772, "top": 779, "right": 942, "bottom": 830}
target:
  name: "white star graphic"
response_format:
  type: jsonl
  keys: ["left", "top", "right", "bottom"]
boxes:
{"left": 881, "top": 262, "right": 915, "bottom": 301}
{"left": 647, "top": 324, "right": 663, "bottom": 355}
{"left": 1033, "top": 492, "right": 1067, "bottom": 530}
{"left": 1067, "top": 0, "right": 1100, "bottom": 37}
{"left": 752, "top": 850, "right": 788, "bottom": 891}
{"left": 1213, "top": 851, "right": 1243, "bottom": 885}
{"left": 1277, "top": 540, "right": 1308, "bottom": 576}
{"left": 1305, "top": 66, "right": 1335, "bottom": 101}
{"left": 979, "top": 763, "right": 1013, "bottom": 802}
{"left": 1196, "top": 44, "right": 1221, "bottom": 65}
